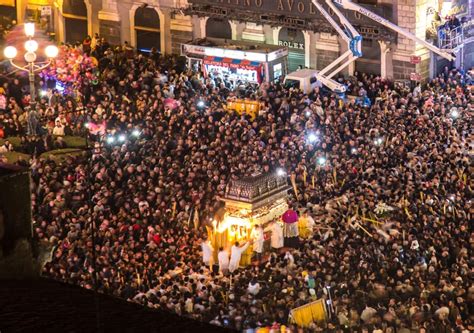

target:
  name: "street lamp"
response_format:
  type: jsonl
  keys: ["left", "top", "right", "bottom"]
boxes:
{"left": 3, "top": 23, "right": 59, "bottom": 105}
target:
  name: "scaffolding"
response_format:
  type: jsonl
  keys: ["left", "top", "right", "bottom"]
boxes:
{"left": 438, "top": 25, "right": 464, "bottom": 52}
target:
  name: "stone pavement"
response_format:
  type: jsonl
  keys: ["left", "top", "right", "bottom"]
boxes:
{"left": 0, "top": 278, "right": 233, "bottom": 333}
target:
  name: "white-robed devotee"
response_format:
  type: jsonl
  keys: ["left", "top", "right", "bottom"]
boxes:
{"left": 251, "top": 224, "right": 264, "bottom": 260}
{"left": 229, "top": 241, "right": 250, "bottom": 273}
{"left": 269, "top": 220, "right": 284, "bottom": 250}
{"left": 217, "top": 246, "right": 230, "bottom": 274}
{"left": 201, "top": 238, "right": 214, "bottom": 267}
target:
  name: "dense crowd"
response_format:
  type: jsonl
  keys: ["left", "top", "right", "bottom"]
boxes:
{"left": 0, "top": 38, "right": 472, "bottom": 332}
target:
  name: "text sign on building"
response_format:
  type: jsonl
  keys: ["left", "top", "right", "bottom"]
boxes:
{"left": 410, "top": 56, "right": 421, "bottom": 64}
{"left": 278, "top": 40, "right": 304, "bottom": 50}
{"left": 188, "top": 0, "right": 393, "bottom": 23}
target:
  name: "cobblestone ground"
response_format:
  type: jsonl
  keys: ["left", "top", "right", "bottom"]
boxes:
{"left": 0, "top": 278, "right": 233, "bottom": 333}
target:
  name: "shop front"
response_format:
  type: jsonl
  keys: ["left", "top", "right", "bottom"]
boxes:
{"left": 182, "top": 38, "right": 288, "bottom": 83}
{"left": 202, "top": 56, "right": 264, "bottom": 83}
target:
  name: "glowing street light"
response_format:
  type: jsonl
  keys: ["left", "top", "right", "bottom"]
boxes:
{"left": 24, "top": 22, "right": 35, "bottom": 37}
{"left": 3, "top": 23, "right": 58, "bottom": 105}
{"left": 3, "top": 46, "right": 17, "bottom": 59}
{"left": 24, "top": 40, "right": 39, "bottom": 53}
{"left": 45, "top": 45, "right": 59, "bottom": 58}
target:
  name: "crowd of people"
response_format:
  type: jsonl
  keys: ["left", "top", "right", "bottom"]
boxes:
{"left": 0, "top": 36, "right": 472, "bottom": 332}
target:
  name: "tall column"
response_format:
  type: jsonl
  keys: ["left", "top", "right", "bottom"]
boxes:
{"left": 315, "top": 33, "right": 340, "bottom": 71}
{"left": 199, "top": 17, "right": 207, "bottom": 39}
{"left": 379, "top": 40, "right": 393, "bottom": 79}
{"left": 170, "top": 14, "right": 193, "bottom": 54}
{"left": 392, "top": 0, "right": 430, "bottom": 81}
{"left": 303, "top": 31, "right": 311, "bottom": 68}
{"left": 242, "top": 22, "right": 265, "bottom": 43}
{"left": 98, "top": 0, "right": 121, "bottom": 45}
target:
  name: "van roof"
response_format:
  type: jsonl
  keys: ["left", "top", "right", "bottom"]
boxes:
{"left": 285, "top": 69, "right": 318, "bottom": 79}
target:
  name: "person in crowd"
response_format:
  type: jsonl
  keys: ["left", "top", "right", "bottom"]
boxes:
{"left": 217, "top": 246, "right": 229, "bottom": 274}
{"left": 229, "top": 241, "right": 250, "bottom": 273}
{"left": 269, "top": 220, "right": 284, "bottom": 252}
{"left": 251, "top": 224, "right": 264, "bottom": 262}
{"left": 201, "top": 237, "right": 214, "bottom": 268}
{"left": 2, "top": 36, "right": 472, "bottom": 332}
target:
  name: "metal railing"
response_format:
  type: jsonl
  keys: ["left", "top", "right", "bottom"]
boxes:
{"left": 438, "top": 25, "right": 464, "bottom": 50}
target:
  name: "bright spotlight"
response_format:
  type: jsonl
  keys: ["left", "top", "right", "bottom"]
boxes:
{"left": 307, "top": 132, "right": 318, "bottom": 144}
{"left": 40, "top": 90, "right": 47, "bottom": 97}
{"left": 118, "top": 134, "right": 126, "bottom": 142}
{"left": 305, "top": 110, "right": 311, "bottom": 117}
{"left": 84, "top": 122, "right": 90, "bottom": 129}
{"left": 276, "top": 168, "right": 286, "bottom": 177}
{"left": 106, "top": 136, "right": 115, "bottom": 144}
{"left": 450, "top": 108, "right": 459, "bottom": 119}
{"left": 351, "top": 148, "right": 357, "bottom": 154}
{"left": 317, "top": 157, "right": 326, "bottom": 166}
{"left": 197, "top": 100, "right": 205, "bottom": 108}
{"left": 374, "top": 137, "right": 383, "bottom": 146}
{"left": 132, "top": 129, "right": 140, "bottom": 137}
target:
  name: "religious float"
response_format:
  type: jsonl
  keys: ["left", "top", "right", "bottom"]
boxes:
{"left": 208, "top": 172, "right": 290, "bottom": 265}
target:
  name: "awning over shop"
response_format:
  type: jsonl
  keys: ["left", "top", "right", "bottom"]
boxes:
{"left": 203, "top": 56, "right": 261, "bottom": 69}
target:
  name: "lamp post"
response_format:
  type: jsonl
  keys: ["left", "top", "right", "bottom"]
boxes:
{"left": 3, "top": 23, "right": 59, "bottom": 133}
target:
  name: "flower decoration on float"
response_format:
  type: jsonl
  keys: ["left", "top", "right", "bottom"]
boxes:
{"left": 40, "top": 45, "right": 99, "bottom": 95}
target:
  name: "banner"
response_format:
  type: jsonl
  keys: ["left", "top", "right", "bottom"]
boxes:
{"left": 289, "top": 299, "right": 327, "bottom": 327}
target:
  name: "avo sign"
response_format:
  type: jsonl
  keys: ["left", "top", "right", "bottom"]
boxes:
{"left": 190, "top": 0, "right": 331, "bottom": 19}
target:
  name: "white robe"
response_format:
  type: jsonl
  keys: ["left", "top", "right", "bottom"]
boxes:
{"left": 270, "top": 222, "right": 284, "bottom": 249}
{"left": 201, "top": 241, "right": 214, "bottom": 265}
{"left": 252, "top": 227, "right": 264, "bottom": 253}
{"left": 218, "top": 250, "right": 230, "bottom": 272}
{"left": 229, "top": 242, "right": 250, "bottom": 272}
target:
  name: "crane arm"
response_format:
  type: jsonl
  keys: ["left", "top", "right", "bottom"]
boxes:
{"left": 310, "top": 0, "right": 363, "bottom": 93}
{"left": 334, "top": 0, "right": 456, "bottom": 61}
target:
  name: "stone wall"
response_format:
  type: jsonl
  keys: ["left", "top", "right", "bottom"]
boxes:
{"left": 99, "top": 20, "right": 121, "bottom": 46}
{"left": 315, "top": 49, "right": 339, "bottom": 71}
{"left": 393, "top": 60, "right": 416, "bottom": 80}
{"left": 417, "top": 58, "right": 430, "bottom": 82}
{"left": 171, "top": 29, "right": 193, "bottom": 55}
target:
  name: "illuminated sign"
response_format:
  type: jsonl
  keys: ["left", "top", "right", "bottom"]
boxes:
{"left": 278, "top": 40, "right": 304, "bottom": 50}
{"left": 187, "top": 0, "right": 396, "bottom": 40}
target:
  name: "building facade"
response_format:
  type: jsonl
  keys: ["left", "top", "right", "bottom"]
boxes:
{"left": 3, "top": 0, "right": 473, "bottom": 81}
